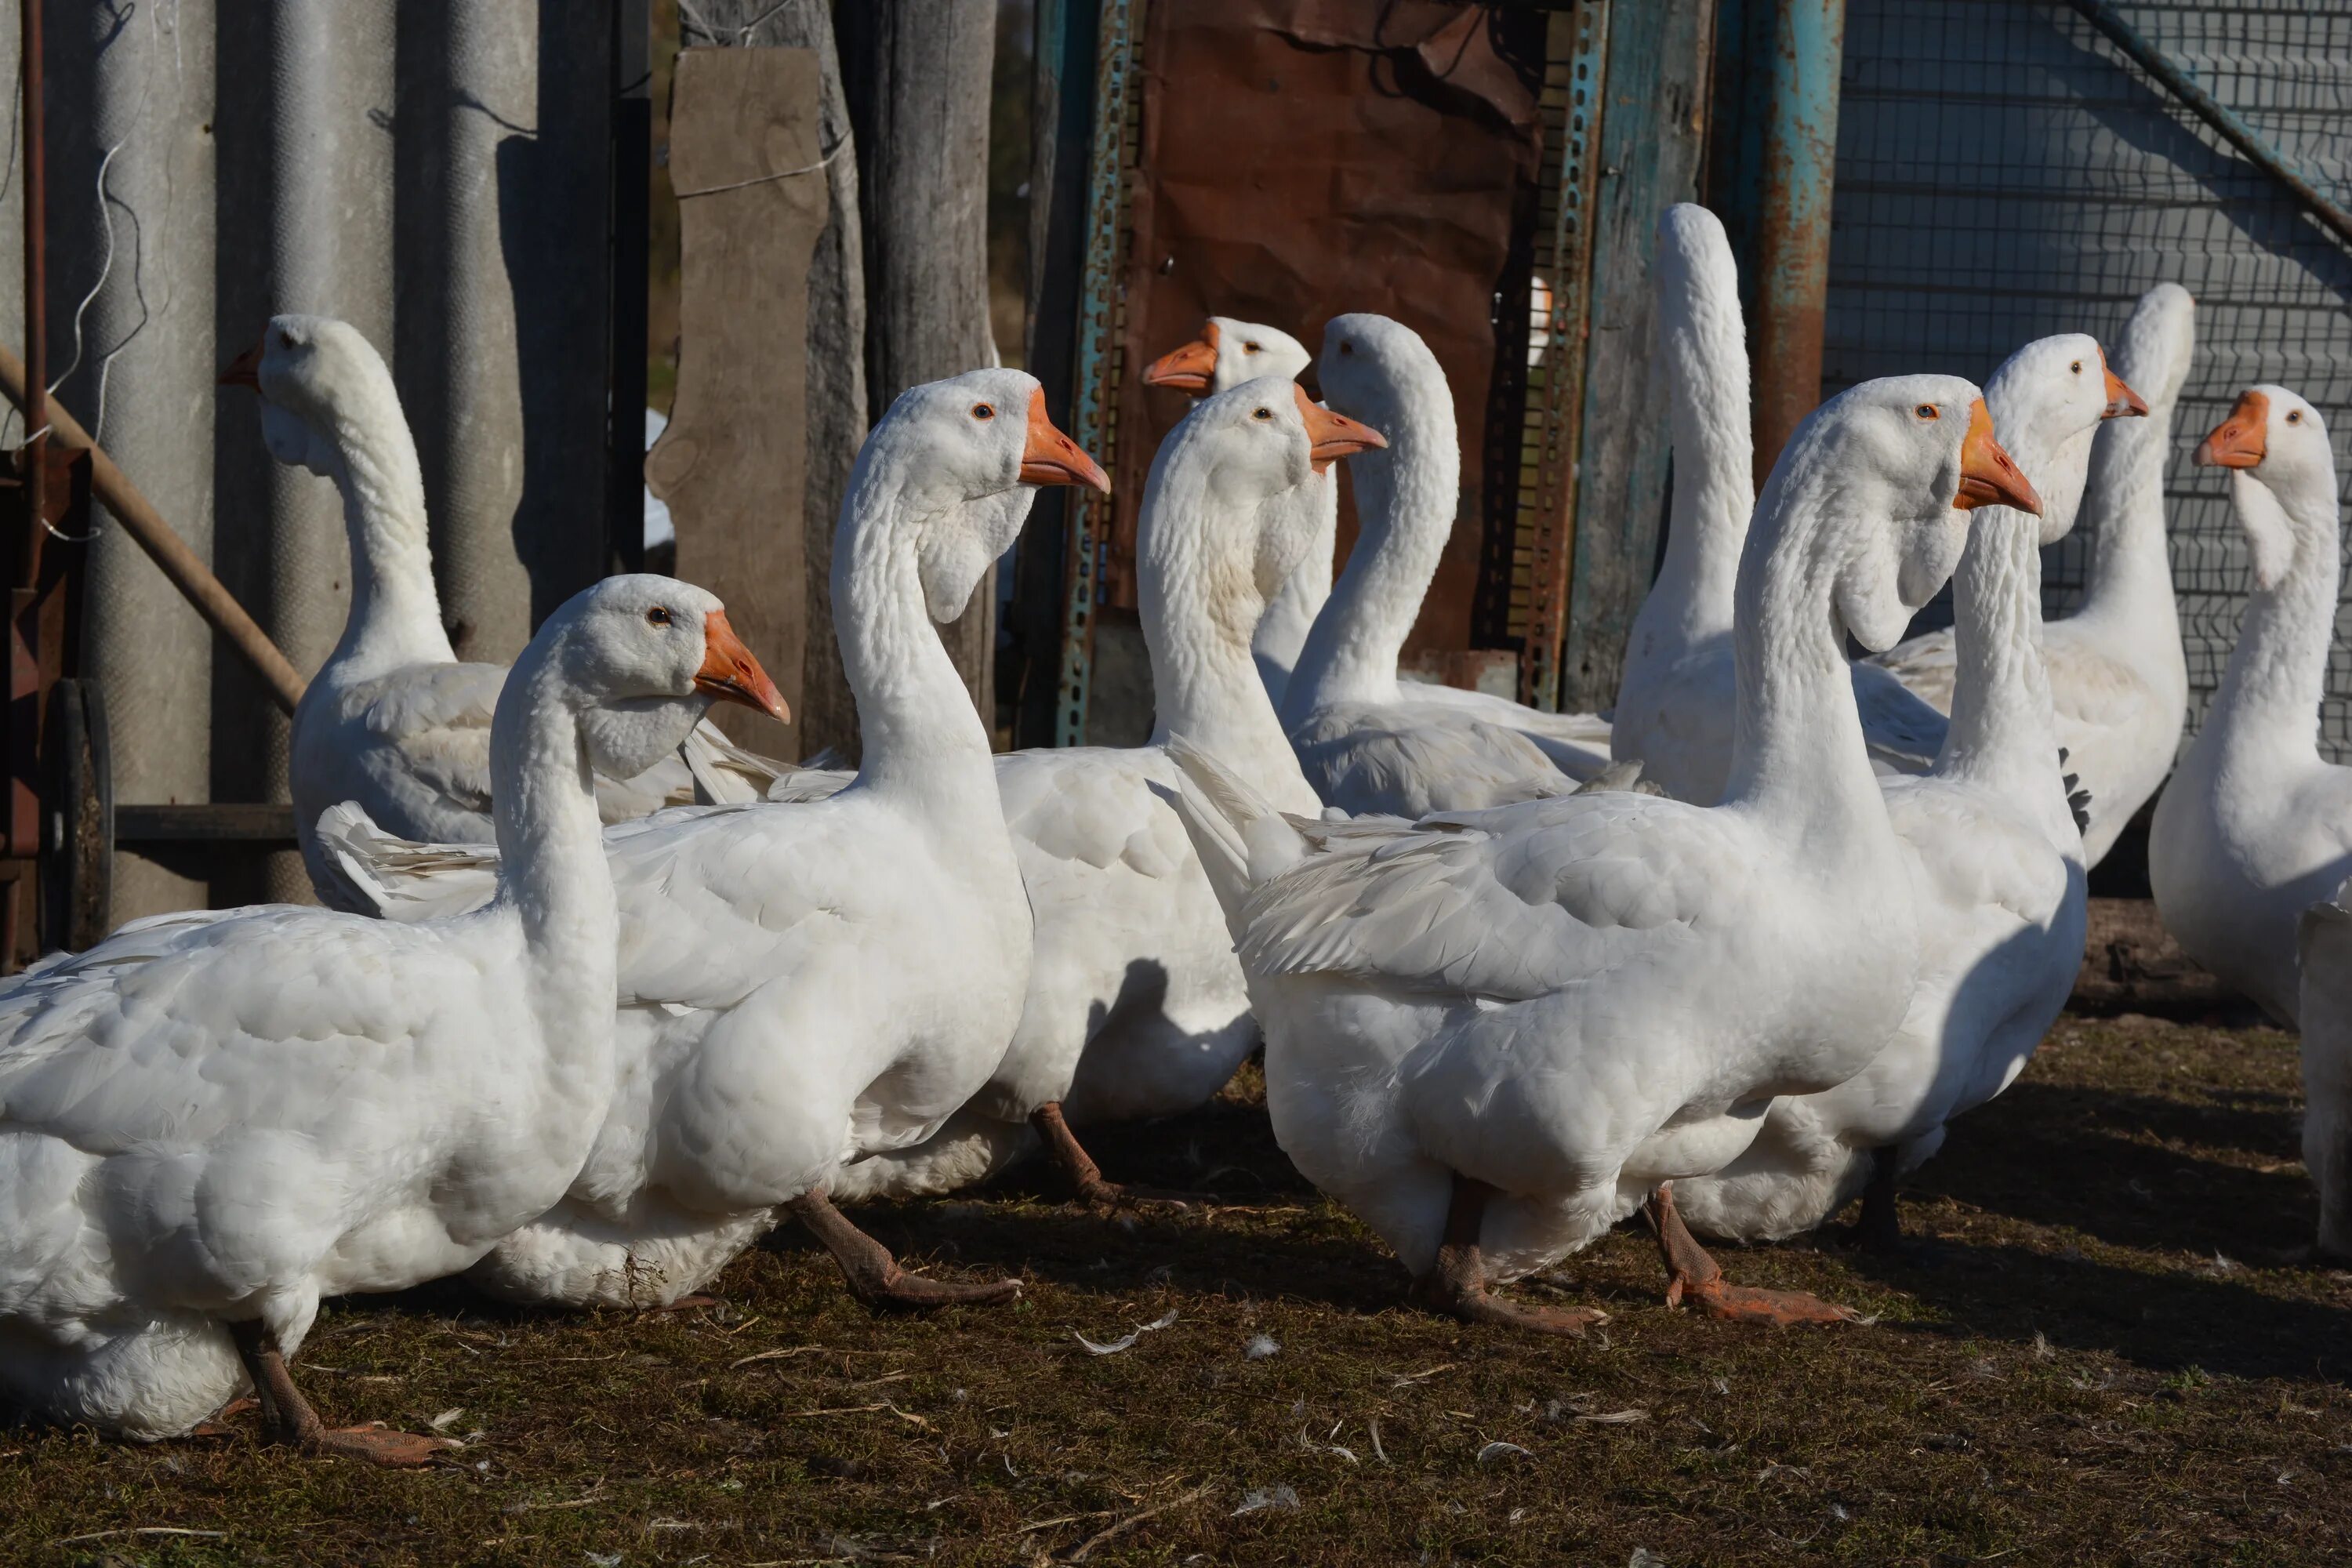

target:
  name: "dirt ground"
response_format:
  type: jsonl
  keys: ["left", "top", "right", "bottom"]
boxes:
{"left": 5, "top": 1011, "right": 2350, "bottom": 1566}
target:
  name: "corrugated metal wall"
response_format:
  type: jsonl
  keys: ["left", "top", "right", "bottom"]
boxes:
{"left": 1828, "top": 0, "right": 2352, "bottom": 753}
{"left": 0, "top": 0, "right": 622, "bottom": 921}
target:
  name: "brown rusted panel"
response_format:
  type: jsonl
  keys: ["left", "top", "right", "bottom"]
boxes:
{"left": 1109, "top": 1, "right": 1548, "bottom": 664}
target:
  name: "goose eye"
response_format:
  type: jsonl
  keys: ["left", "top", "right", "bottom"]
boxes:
{"left": 1243, "top": 342, "right": 1261, "bottom": 353}
{"left": 971, "top": 402, "right": 995, "bottom": 421}
{"left": 2070, "top": 361, "right": 2082, "bottom": 374}
{"left": 1915, "top": 404, "right": 1939, "bottom": 421}
{"left": 646, "top": 605, "right": 673, "bottom": 627}
{"left": 1251, "top": 407, "right": 1273, "bottom": 421}
{"left": 1338, "top": 341, "right": 1355, "bottom": 356}
{"left": 2288, "top": 410, "right": 2303, "bottom": 424}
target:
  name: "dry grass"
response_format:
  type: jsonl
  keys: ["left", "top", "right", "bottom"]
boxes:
{"left": 6, "top": 1013, "right": 2352, "bottom": 1566}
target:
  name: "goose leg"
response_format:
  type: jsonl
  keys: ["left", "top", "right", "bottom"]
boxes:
{"left": 1853, "top": 1147, "right": 1907, "bottom": 1252}
{"left": 1030, "top": 1102, "right": 1203, "bottom": 1210}
{"left": 786, "top": 1187, "right": 1022, "bottom": 1309}
{"left": 1648, "top": 1182, "right": 1860, "bottom": 1327}
{"left": 1406, "top": 1173, "right": 1606, "bottom": 1336}
{"left": 226, "top": 1319, "right": 455, "bottom": 1466}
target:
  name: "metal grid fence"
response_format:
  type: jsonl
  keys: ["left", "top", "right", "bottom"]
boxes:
{"left": 1825, "top": 0, "right": 2352, "bottom": 756}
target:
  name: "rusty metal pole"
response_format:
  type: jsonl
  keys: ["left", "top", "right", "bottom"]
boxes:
{"left": 1748, "top": 0, "right": 1845, "bottom": 492}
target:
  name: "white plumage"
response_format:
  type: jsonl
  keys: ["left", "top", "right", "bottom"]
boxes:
{"left": 2152, "top": 386, "right": 2352, "bottom": 1025}
{"left": 0, "top": 575, "right": 782, "bottom": 1457}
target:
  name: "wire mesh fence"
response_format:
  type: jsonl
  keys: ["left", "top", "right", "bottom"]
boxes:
{"left": 1826, "top": 0, "right": 2352, "bottom": 755}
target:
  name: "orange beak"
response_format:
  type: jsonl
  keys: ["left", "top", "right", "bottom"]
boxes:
{"left": 1294, "top": 384, "right": 1386, "bottom": 473}
{"left": 2100, "top": 350, "right": 2147, "bottom": 420}
{"left": 694, "top": 608, "right": 789, "bottom": 724}
{"left": 1018, "top": 387, "right": 1111, "bottom": 493}
{"left": 1955, "top": 397, "right": 2042, "bottom": 514}
{"left": 1142, "top": 321, "right": 1221, "bottom": 393}
{"left": 219, "top": 332, "right": 265, "bottom": 390}
{"left": 2195, "top": 388, "right": 2269, "bottom": 469}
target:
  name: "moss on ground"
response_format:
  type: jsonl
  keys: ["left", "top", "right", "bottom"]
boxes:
{"left": 5, "top": 1014, "right": 2350, "bottom": 1565}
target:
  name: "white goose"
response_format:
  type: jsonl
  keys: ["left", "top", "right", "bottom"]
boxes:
{"left": 328, "top": 381, "right": 1377, "bottom": 1214}
{"left": 2152, "top": 387, "right": 2352, "bottom": 1025}
{"left": 1140, "top": 318, "right": 1331, "bottom": 706}
{"left": 1857, "top": 285, "right": 2191, "bottom": 864}
{"left": 1674, "top": 336, "right": 2123, "bottom": 1247}
{"left": 220, "top": 316, "right": 783, "bottom": 907}
{"left": 357, "top": 370, "right": 1105, "bottom": 1311}
{"left": 0, "top": 575, "right": 784, "bottom": 1460}
{"left": 1281, "top": 314, "right": 1613, "bottom": 815}
{"left": 1171, "top": 376, "right": 2036, "bottom": 1330}
{"left": 2298, "top": 875, "right": 2352, "bottom": 1262}
{"left": 1607, "top": 204, "right": 1759, "bottom": 804}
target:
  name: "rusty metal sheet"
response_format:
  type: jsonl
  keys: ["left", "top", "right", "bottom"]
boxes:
{"left": 1107, "top": 1, "right": 1548, "bottom": 662}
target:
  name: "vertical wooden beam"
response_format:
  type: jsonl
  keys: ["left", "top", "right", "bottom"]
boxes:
{"left": 1749, "top": 0, "right": 1846, "bottom": 488}
{"left": 1519, "top": 1, "right": 1610, "bottom": 713}
{"left": 688, "top": 0, "right": 872, "bottom": 765}
{"left": 609, "top": 0, "right": 652, "bottom": 578}
{"left": 648, "top": 46, "right": 825, "bottom": 753}
{"left": 1557, "top": 0, "right": 1718, "bottom": 715}
{"left": 838, "top": 0, "right": 1001, "bottom": 728}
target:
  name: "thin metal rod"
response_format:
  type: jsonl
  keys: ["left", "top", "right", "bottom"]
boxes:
{"left": 2068, "top": 0, "right": 2352, "bottom": 252}
{"left": 0, "top": 345, "right": 307, "bottom": 716}
{"left": 20, "top": 0, "right": 42, "bottom": 574}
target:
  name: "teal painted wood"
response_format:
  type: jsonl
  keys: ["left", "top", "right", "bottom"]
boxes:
{"left": 1558, "top": 0, "right": 1718, "bottom": 717}
{"left": 1749, "top": 0, "right": 1846, "bottom": 483}
{"left": 1053, "top": 0, "right": 1138, "bottom": 748}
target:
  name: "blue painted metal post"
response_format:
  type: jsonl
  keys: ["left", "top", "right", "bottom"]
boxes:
{"left": 1748, "top": 0, "right": 1845, "bottom": 491}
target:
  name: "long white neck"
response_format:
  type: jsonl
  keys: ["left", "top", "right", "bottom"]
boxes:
{"left": 1632, "top": 243, "right": 1754, "bottom": 655}
{"left": 2072, "top": 387, "right": 2184, "bottom": 659}
{"left": 317, "top": 388, "right": 455, "bottom": 678}
{"left": 2200, "top": 466, "right": 2342, "bottom": 773}
{"left": 488, "top": 648, "right": 619, "bottom": 1102}
{"left": 1145, "top": 461, "right": 1323, "bottom": 816}
{"left": 1933, "top": 503, "right": 2075, "bottom": 843}
{"left": 1250, "top": 474, "right": 1337, "bottom": 699}
{"left": 1281, "top": 372, "right": 1458, "bottom": 720}
{"left": 832, "top": 448, "right": 1009, "bottom": 837}
{"left": 1721, "top": 443, "right": 1902, "bottom": 856}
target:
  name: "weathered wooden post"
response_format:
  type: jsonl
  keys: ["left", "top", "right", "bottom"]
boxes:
{"left": 838, "top": 0, "right": 1001, "bottom": 728}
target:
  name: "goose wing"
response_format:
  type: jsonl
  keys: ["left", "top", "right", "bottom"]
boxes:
{"left": 0, "top": 903, "right": 508, "bottom": 1152}
{"left": 1236, "top": 790, "right": 1746, "bottom": 1002}
{"left": 1290, "top": 703, "right": 1575, "bottom": 818}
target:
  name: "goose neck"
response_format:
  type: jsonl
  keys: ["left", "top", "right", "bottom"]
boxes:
{"left": 1142, "top": 465, "right": 1319, "bottom": 812}
{"left": 1644, "top": 266, "right": 1755, "bottom": 646}
{"left": 2204, "top": 470, "right": 2341, "bottom": 768}
{"left": 1281, "top": 377, "right": 1459, "bottom": 720}
{"left": 1933, "top": 507, "right": 2071, "bottom": 832}
{"left": 489, "top": 655, "right": 619, "bottom": 1084}
{"left": 2074, "top": 404, "right": 2181, "bottom": 628}
{"left": 833, "top": 462, "right": 1005, "bottom": 826}
{"left": 321, "top": 395, "right": 453, "bottom": 676}
{"left": 1722, "top": 459, "right": 1901, "bottom": 849}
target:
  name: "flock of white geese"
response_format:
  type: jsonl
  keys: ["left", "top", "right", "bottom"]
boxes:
{"left": 1, "top": 204, "right": 2347, "bottom": 1465}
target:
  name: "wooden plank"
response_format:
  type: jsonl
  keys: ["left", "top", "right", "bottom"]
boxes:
{"left": 839, "top": 0, "right": 1001, "bottom": 729}
{"left": 1557, "top": 0, "right": 1717, "bottom": 716}
{"left": 116, "top": 804, "right": 296, "bottom": 844}
{"left": 647, "top": 46, "right": 826, "bottom": 754}
{"left": 688, "top": 0, "right": 873, "bottom": 767}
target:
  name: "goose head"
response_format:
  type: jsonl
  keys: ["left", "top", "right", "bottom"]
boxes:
{"left": 1155, "top": 377, "right": 1384, "bottom": 614}
{"left": 1142, "top": 318, "right": 1313, "bottom": 396}
{"left": 1984, "top": 332, "right": 2146, "bottom": 546}
{"left": 2196, "top": 386, "right": 2336, "bottom": 590}
{"left": 220, "top": 314, "right": 400, "bottom": 481}
{"left": 876, "top": 368, "right": 1108, "bottom": 623}
{"left": 1316, "top": 312, "right": 1446, "bottom": 433}
{"left": 1788, "top": 375, "right": 2038, "bottom": 652}
{"left": 540, "top": 574, "right": 788, "bottom": 779}
{"left": 2112, "top": 282, "right": 2195, "bottom": 416}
